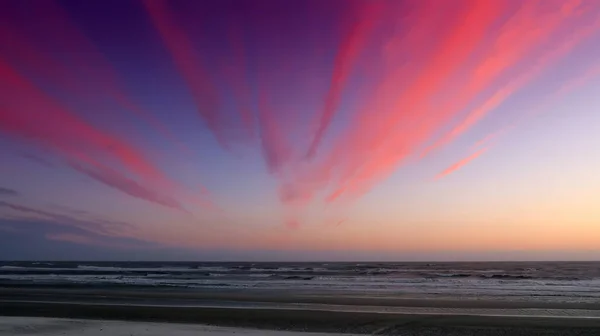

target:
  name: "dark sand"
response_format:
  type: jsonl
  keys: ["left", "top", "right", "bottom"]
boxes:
{"left": 3, "top": 287, "right": 600, "bottom": 310}
{"left": 2, "top": 288, "right": 600, "bottom": 335}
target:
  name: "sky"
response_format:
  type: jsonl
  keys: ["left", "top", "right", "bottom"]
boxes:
{"left": 1, "top": 0, "right": 600, "bottom": 261}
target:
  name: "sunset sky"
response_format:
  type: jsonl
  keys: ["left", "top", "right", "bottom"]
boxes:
{"left": 1, "top": 0, "right": 600, "bottom": 261}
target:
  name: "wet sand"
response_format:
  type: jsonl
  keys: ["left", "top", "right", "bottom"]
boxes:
{"left": 2, "top": 288, "right": 600, "bottom": 335}
{"left": 0, "top": 317, "right": 358, "bottom": 336}
{"left": 3, "top": 287, "right": 600, "bottom": 310}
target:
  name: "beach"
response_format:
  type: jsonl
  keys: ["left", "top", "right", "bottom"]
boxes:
{"left": 3, "top": 288, "right": 600, "bottom": 335}
{"left": 2, "top": 303, "right": 600, "bottom": 336}
{"left": 2, "top": 262, "right": 600, "bottom": 335}
{"left": 0, "top": 317, "right": 359, "bottom": 336}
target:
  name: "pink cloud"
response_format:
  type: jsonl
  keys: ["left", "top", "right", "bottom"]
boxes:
{"left": 0, "top": 0, "right": 190, "bottom": 156}
{"left": 142, "top": 0, "right": 228, "bottom": 149}
{"left": 280, "top": 1, "right": 600, "bottom": 211}
{"left": 0, "top": 56, "right": 211, "bottom": 211}
{"left": 312, "top": 0, "right": 508, "bottom": 202}
{"left": 422, "top": 3, "right": 600, "bottom": 157}
{"left": 3, "top": 0, "right": 599, "bottom": 231}
{"left": 257, "top": 92, "right": 293, "bottom": 176}
{"left": 453, "top": 62, "right": 600, "bottom": 177}
{"left": 285, "top": 219, "right": 301, "bottom": 230}
{"left": 306, "top": 1, "right": 382, "bottom": 158}
{"left": 68, "top": 160, "right": 188, "bottom": 213}
{"left": 221, "top": 22, "right": 256, "bottom": 141}
{"left": 335, "top": 218, "right": 347, "bottom": 227}
{"left": 436, "top": 146, "right": 490, "bottom": 179}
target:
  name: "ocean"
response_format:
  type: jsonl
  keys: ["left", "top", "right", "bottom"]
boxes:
{"left": 2, "top": 261, "right": 600, "bottom": 303}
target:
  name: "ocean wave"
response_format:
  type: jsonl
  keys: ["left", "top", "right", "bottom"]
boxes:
{"left": 282, "top": 276, "right": 315, "bottom": 280}
{"left": 2, "top": 261, "right": 600, "bottom": 303}
{"left": 248, "top": 273, "right": 273, "bottom": 278}
{"left": 482, "top": 274, "right": 533, "bottom": 280}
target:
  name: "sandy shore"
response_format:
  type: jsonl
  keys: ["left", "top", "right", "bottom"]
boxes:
{"left": 0, "top": 317, "right": 356, "bottom": 336}
{"left": 4, "top": 287, "right": 600, "bottom": 310}
{"left": 3, "top": 288, "right": 600, "bottom": 335}
{"left": 3, "top": 300, "right": 600, "bottom": 335}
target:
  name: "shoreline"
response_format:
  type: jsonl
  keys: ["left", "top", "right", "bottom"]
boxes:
{"left": 3, "top": 287, "right": 600, "bottom": 335}
{"left": 2, "top": 317, "right": 599, "bottom": 336}
{"left": 0, "top": 317, "right": 356, "bottom": 336}
{"left": 4, "top": 299, "right": 600, "bottom": 319}
{"left": 3, "top": 287, "right": 600, "bottom": 310}
{"left": 3, "top": 300, "right": 600, "bottom": 335}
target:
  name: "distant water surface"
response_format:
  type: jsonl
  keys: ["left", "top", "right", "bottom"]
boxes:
{"left": 1, "top": 261, "right": 599, "bottom": 303}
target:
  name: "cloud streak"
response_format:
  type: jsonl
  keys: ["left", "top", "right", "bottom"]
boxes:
{"left": 44, "top": 232, "right": 150, "bottom": 249}
{"left": 0, "top": 50, "right": 211, "bottom": 212}
{"left": 142, "top": 0, "right": 229, "bottom": 149}
{"left": 2, "top": 0, "right": 600, "bottom": 232}
{"left": 0, "top": 187, "right": 18, "bottom": 197}
{"left": 0, "top": 200, "right": 135, "bottom": 238}
{"left": 68, "top": 159, "right": 188, "bottom": 213}
{"left": 444, "top": 61, "right": 600, "bottom": 178}
{"left": 436, "top": 147, "right": 490, "bottom": 179}
{"left": 0, "top": 0, "right": 191, "bottom": 156}
{"left": 285, "top": 0, "right": 509, "bottom": 205}
{"left": 277, "top": 0, "right": 600, "bottom": 210}
{"left": 135, "top": 1, "right": 600, "bottom": 226}
{"left": 306, "top": 1, "right": 382, "bottom": 158}
{"left": 257, "top": 92, "right": 293, "bottom": 176}
{"left": 19, "top": 153, "right": 55, "bottom": 168}
{"left": 422, "top": 2, "right": 600, "bottom": 157}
